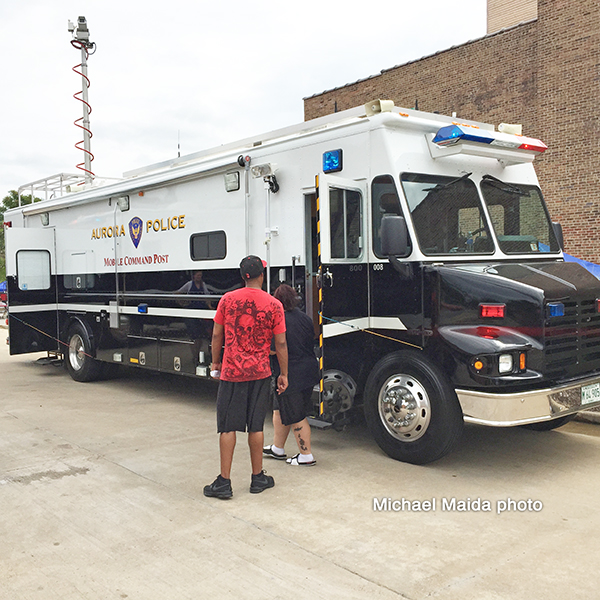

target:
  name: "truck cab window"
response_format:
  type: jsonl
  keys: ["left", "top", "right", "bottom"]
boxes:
{"left": 330, "top": 187, "right": 362, "bottom": 259}
{"left": 401, "top": 172, "right": 493, "bottom": 255}
{"left": 480, "top": 176, "right": 560, "bottom": 253}
{"left": 372, "top": 175, "right": 410, "bottom": 258}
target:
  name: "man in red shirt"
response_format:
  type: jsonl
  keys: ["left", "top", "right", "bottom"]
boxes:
{"left": 204, "top": 256, "right": 288, "bottom": 498}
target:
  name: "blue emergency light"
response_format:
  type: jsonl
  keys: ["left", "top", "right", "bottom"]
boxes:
{"left": 433, "top": 125, "right": 495, "bottom": 146}
{"left": 323, "top": 149, "right": 343, "bottom": 173}
{"left": 547, "top": 302, "right": 565, "bottom": 318}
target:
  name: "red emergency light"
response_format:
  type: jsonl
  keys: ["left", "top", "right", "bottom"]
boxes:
{"left": 517, "top": 139, "right": 548, "bottom": 153}
{"left": 480, "top": 303, "right": 506, "bottom": 318}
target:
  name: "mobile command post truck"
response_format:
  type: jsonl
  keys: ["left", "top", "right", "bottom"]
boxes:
{"left": 6, "top": 100, "right": 600, "bottom": 464}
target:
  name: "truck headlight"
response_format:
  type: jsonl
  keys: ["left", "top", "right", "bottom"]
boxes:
{"left": 499, "top": 354, "right": 513, "bottom": 373}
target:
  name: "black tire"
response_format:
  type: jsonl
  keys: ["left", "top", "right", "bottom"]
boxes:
{"left": 521, "top": 414, "right": 577, "bottom": 431}
{"left": 64, "top": 321, "right": 103, "bottom": 382}
{"left": 363, "top": 351, "right": 463, "bottom": 465}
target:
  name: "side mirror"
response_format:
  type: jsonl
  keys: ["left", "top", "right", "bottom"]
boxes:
{"left": 552, "top": 222, "right": 564, "bottom": 251}
{"left": 381, "top": 215, "right": 409, "bottom": 257}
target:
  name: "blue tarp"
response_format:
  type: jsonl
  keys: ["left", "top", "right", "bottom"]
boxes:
{"left": 0, "top": 280, "right": 6, "bottom": 293}
{"left": 564, "top": 254, "right": 600, "bottom": 279}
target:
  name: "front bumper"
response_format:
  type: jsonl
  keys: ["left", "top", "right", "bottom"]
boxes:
{"left": 456, "top": 373, "right": 600, "bottom": 426}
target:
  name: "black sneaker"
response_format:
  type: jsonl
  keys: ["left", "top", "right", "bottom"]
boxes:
{"left": 250, "top": 470, "right": 275, "bottom": 494}
{"left": 203, "top": 474, "right": 233, "bottom": 499}
{"left": 263, "top": 445, "right": 287, "bottom": 460}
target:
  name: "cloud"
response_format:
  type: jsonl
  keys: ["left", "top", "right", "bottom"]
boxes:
{"left": 0, "top": 0, "right": 485, "bottom": 195}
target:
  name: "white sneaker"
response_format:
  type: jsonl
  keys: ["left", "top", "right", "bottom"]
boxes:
{"left": 263, "top": 445, "right": 287, "bottom": 460}
{"left": 286, "top": 453, "right": 316, "bottom": 466}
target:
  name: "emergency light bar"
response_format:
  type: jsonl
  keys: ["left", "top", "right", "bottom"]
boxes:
{"left": 433, "top": 124, "right": 548, "bottom": 153}
{"left": 428, "top": 124, "right": 548, "bottom": 166}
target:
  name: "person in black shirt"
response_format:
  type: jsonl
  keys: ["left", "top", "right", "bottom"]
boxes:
{"left": 263, "top": 285, "right": 319, "bottom": 466}
{"left": 174, "top": 270, "right": 213, "bottom": 364}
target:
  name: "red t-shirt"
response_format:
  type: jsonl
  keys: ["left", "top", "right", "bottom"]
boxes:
{"left": 214, "top": 287, "right": 286, "bottom": 382}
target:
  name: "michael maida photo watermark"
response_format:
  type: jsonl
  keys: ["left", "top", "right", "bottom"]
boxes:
{"left": 373, "top": 497, "right": 543, "bottom": 515}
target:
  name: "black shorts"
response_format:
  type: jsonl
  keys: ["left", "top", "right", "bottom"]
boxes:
{"left": 272, "top": 387, "right": 314, "bottom": 426}
{"left": 216, "top": 377, "right": 271, "bottom": 433}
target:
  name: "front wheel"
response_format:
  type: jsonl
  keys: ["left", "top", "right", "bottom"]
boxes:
{"left": 364, "top": 351, "right": 463, "bottom": 465}
{"left": 64, "top": 321, "right": 103, "bottom": 382}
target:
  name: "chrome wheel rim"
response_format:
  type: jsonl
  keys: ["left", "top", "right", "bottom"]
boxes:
{"left": 68, "top": 334, "right": 85, "bottom": 371}
{"left": 377, "top": 374, "right": 431, "bottom": 442}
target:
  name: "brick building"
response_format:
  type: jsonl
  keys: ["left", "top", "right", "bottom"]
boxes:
{"left": 304, "top": 0, "right": 600, "bottom": 262}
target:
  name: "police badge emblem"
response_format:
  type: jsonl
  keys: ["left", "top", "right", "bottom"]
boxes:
{"left": 129, "top": 217, "right": 143, "bottom": 248}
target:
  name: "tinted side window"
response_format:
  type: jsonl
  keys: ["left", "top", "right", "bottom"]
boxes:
{"left": 330, "top": 187, "right": 362, "bottom": 259}
{"left": 372, "top": 175, "right": 408, "bottom": 258}
{"left": 190, "top": 231, "right": 227, "bottom": 261}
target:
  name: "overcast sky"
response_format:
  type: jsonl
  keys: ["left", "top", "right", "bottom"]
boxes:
{"left": 0, "top": 0, "right": 486, "bottom": 198}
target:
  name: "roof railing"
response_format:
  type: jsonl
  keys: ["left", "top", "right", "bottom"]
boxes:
{"left": 17, "top": 173, "right": 121, "bottom": 205}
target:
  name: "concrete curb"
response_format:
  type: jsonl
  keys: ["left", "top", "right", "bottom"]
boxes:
{"left": 576, "top": 410, "right": 600, "bottom": 424}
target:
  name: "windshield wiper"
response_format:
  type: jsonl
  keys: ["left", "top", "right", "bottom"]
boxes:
{"left": 481, "top": 174, "right": 526, "bottom": 196}
{"left": 423, "top": 172, "right": 472, "bottom": 193}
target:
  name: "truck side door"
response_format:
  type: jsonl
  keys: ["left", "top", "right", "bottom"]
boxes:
{"left": 5, "top": 227, "right": 59, "bottom": 354}
{"left": 316, "top": 173, "right": 368, "bottom": 353}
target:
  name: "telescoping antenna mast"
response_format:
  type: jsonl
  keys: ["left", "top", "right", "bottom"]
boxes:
{"left": 68, "top": 16, "right": 96, "bottom": 184}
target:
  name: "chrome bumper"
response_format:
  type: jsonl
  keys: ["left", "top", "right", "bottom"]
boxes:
{"left": 456, "top": 373, "right": 600, "bottom": 427}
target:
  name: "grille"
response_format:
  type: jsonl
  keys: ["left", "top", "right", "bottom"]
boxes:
{"left": 544, "top": 298, "right": 600, "bottom": 379}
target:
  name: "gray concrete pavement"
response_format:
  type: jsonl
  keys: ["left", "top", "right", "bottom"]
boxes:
{"left": 1, "top": 344, "right": 600, "bottom": 599}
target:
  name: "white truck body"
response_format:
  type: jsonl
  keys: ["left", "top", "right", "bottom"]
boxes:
{"left": 6, "top": 101, "right": 600, "bottom": 463}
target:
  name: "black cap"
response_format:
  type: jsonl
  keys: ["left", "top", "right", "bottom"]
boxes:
{"left": 240, "top": 255, "right": 266, "bottom": 280}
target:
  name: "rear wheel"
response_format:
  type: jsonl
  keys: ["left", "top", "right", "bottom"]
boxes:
{"left": 364, "top": 351, "right": 463, "bottom": 464}
{"left": 64, "top": 322, "right": 103, "bottom": 382}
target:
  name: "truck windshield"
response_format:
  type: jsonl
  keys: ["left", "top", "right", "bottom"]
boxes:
{"left": 401, "top": 172, "right": 493, "bottom": 255}
{"left": 480, "top": 175, "right": 560, "bottom": 254}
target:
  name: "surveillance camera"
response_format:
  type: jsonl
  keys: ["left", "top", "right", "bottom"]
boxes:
{"left": 75, "top": 16, "right": 90, "bottom": 40}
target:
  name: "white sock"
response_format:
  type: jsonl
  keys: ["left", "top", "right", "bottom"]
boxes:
{"left": 298, "top": 453, "right": 314, "bottom": 463}
{"left": 272, "top": 445, "right": 285, "bottom": 456}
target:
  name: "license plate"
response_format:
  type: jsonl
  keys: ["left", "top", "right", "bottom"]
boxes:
{"left": 581, "top": 382, "right": 600, "bottom": 405}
